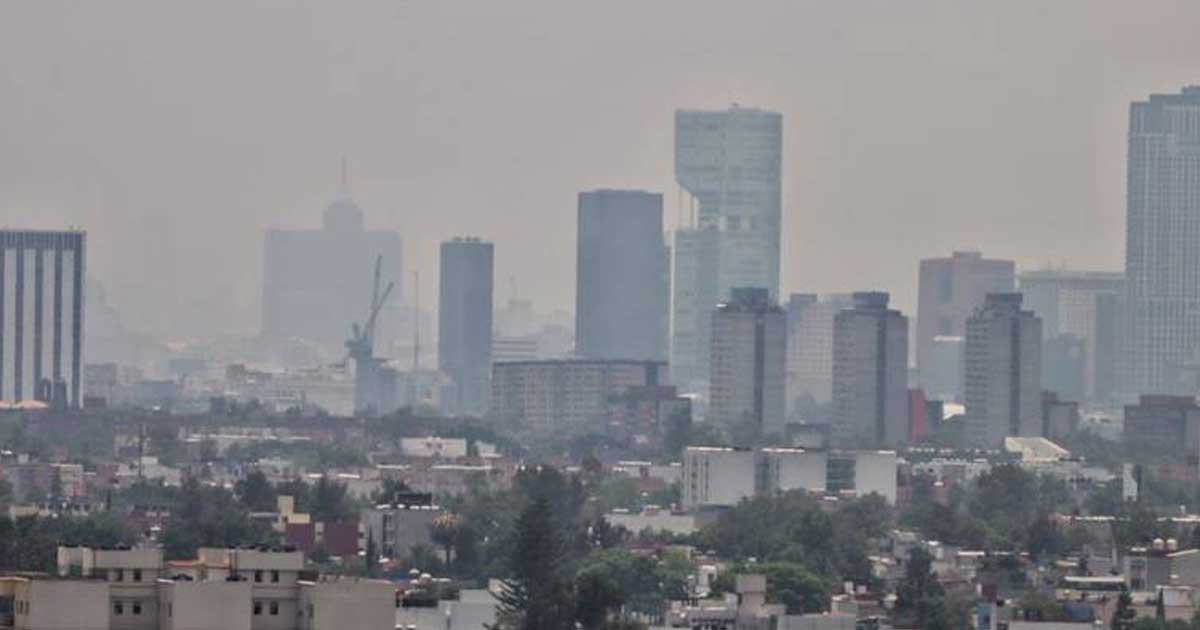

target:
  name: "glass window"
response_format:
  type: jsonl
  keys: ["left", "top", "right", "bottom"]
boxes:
{"left": 253, "top": 601, "right": 262, "bottom": 615}
{"left": 114, "top": 602, "right": 124, "bottom": 616}
{"left": 270, "top": 601, "right": 279, "bottom": 616}
{"left": 133, "top": 569, "right": 142, "bottom": 582}
{"left": 254, "top": 570, "right": 263, "bottom": 583}
{"left": 271, "top": 570, "right": 280, "bottom": 583}
{"left": 133, "top": 602, "right": 142, "bottom": 616}
{"left": 114, "top": 569, "right": 124, "bottom": 582}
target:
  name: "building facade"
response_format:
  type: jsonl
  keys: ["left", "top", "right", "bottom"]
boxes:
{"left": 916, "top": 251, "right": 1015, "bottom": 391}
{"left": 709, "top": 288, "right": 787, "bottom": 440}
{"left": 261, "top": 182, "right": 402, "bottom": 355}
{"left": 0, "top": 230, "right": 86, "bottom": 407}
{"left": 575, "top": 189, "right": 669, "bottom": 361}
{"left": 831, "top": 292, "right": 909, "bottom": 448}
{"left": 437, "top": 237, "right": 494, "bottom": 417}
{"left": 1018, "top": 269, "right": 1123, "bottom": 402}
{"left": 963, "top": 293, "right": 1043, "bottom": 448}
{"left": 785, "top": 293, "right": 854, "bottom": 414}
{"left": 490, "top": 359, "right": 668, "bottom": 434}
{"left": 1123, "top": 87, "right": 1200, "bottom": 396}
{"left": 672, "top": 106, "right": 782, "bottom": 388}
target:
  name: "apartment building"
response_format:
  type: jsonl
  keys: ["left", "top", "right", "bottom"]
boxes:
{"left": 1, "top": 546, "right": 393, "bottom": 630}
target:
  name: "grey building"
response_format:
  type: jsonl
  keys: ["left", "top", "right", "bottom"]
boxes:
{"left": 916, "top": 251, "right": 1015, "bottom": 391}
{"left": 0, "top": 230, "right": 86, "bottom": 408}
{"left": 438, "top": 238, "right": 493, "bottom": 417}
{"left": 575, "top": 190, "right": 669, "bottom": 361}
{"left": 1123, "top": 86, "right": 1200, "bottom": 396}
{"left": 673, "top": 106, "right": 782, "bottom": 389}
{"left": 963, "top": 293, "right": 1042, "bottom": 448}
{"left": 831, "top": 292, "right": 909, "bottom": 448}
{"left": 786, "top": 293, "right": 854, "bottom": 413}
{"left": 262, "top": 179, "right": 402, "bottom": 354}
{"left": 1018, "top": 269, "right": 1123, "bottom": 402}
{"left": 709, "top": 287, "right": 786, "bottom": 441}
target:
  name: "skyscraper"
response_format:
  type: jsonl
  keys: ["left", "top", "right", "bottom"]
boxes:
{"left": 575, "top": 190, "right": 669, "bottom": 361}
{"left": 1018, "top": 269, "right": 1123, "bottom": 402}
{"left": 709, "top": 287, "right": 787, "bottom": 441}
{"left": 437, "top": 237, "right": 493, "bottom": 417}
{"left": 0, "top": 230, "right": 86, "bottom": 408}
{"left": 1123, "top": 86, "right": 1200, "bottom": 396}
{"left": 963, "top": 293, "right": 1042, "bottom": 448}
{"left": 673, "top": 106, "right": 782, "bottom": 388}
{"left": 785, "top": 292, "right": 854, "bottom": 414}
{"left": 831, "top": 292, "right": 909, "bottom": 448}
{"left": 262, "top": 170, "right": 402, "bottom": 354}
{"left": 916, "top": 251, "right": 1015, "bottom": 389}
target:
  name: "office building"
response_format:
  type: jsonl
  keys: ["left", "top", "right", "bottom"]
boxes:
{"left": 924, "top": 336, "right": 964, "bottom": 402}
{"left": 0, "top": 545, "right": 394, "bottom": 630}
{"left": 831, "top": 292, "right": 909, "bottom": 448}
{"left": 963, "top": 294, "right": 1043, "bottom": 448}
{"left": 0, "top": 230, "right": 86, "bottom": 408}
{"left": 916, "top": 251, "right": 1015, "bottom": 390}
{"left": 490, "top": 359, "right": 667, "bottom": 434}
{"left": 673, "top": 106, "right": 782, "bottom": 388}
{"left": 680, "top": 446, "right": 899, "bottom": 510}
{"left": 1019, "top": 269, "right": 1123, "bottom": 401}
{"left": 670, "top": 227, "right": 719, "bottom": 387}
{"left": 785, "top": 293, "right": 854, "bottom": 414}
{"left": 1123, "top": 395, "right": 1200, "bottom": 460}
{"left": 709, "top": 288, "right": 787, "bottom": 440}
{"left": 261, "top": 173, "right": 402, "bottom": 353}
{"left": 575, "top": 189, "right": 669, "bottom": 361}
{"left": 1124, "top": 87, "right": 1200, "bottom": 395}
{"left": 438, "top": 237, "right": 493, "bottom": 416}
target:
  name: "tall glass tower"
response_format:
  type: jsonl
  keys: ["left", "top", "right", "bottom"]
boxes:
{"left": 1123, "top": 87, "right": 1200, "bottom": 395}
{"left": 672, "top": 106, "right": 782, "bottom": 388}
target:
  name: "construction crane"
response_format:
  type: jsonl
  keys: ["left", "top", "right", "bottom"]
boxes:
{"left": 346, "top": 255, "right": 395, "bottom": 415}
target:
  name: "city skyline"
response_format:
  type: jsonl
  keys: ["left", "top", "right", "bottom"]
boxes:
{"left": 4, "top": 1, "right": 1184, "bottom": 341}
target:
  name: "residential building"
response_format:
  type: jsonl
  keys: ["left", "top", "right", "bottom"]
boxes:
{"left": 916, "top": 251, "right": 1015, "bottom": 391}
{"left": 361, "top": 500, "right": 443, "bottom": 560}
{"left": 575, "top": 189, "right": 669, "bottom": 361}
{"left": 831, "top": 292, "right": 909, "bottom": 448}
{"left": 963, "top": 293, "right": 1043, "bottom": 448}
{"left": 680, "top": 446, "right": 899, "bottom": 510}
{"left": 672, "top": 106, "right": 782, "bottom": 388}
{"left": 438, "top": 237, "right": 494, "bottom": 417}
{"left": 1124, "top": 87, "right": 1200, "bottom": 396}
{"left": 490, "top": 359, "right": 668, "bottom": 434}
{"left": 785, "top": 293, "right": 854, "bottom": 413}
{"left": 261, "top": 176, "right": 403, "bottom": 355}
{"left": 0, "top": 230, "right": 86, "bottom": 407}
{"left": 1019, "top": 269, "right": 1123, "bottom": 401}
{"left": 0, "top": 545, "right": 394, "bottom": 630}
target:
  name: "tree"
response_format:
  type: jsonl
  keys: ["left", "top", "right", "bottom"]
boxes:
{"left": 0, "top": 479, "right": 12, "bottom": 513}
{"left": 712, "top": 562, "right": 831, "bottom": 614}
{"left": 1113, "top": 590, "right": 1137, "bottom": 630}
{"left": 895, "top": 547, "right": 948, "bottom": 629}
{"left": 309, "top": 476, "right": 355, "bottom": 522}
{"left": 495, "top": 498, "right": 575, "bottom": 630}
{"left": 234, "top": 470, "right": 278, "bottom": 512}
{"left": 430, "top": 513, "right": 463, "bottom": 566}
{"left": 161, "top": 477, "right": 273, "bottom": 559}
{"left": 364, "top": 530, "right": 379, "bottom": 578}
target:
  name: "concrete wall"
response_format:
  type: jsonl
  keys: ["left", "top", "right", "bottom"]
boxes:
{"left": 159, "top": 580, "right": 253, "bottom": 630}
{"left": 300, "top": 580, "right": 394, "bottom": 630}
{"left": 17, "top": 579, "right": 109, "bottom": 630}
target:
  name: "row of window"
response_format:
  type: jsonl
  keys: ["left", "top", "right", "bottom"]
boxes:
{"left": 110, "top": 568, "right": 145, "bottom": 582}
{"left": 253, "top": 600, "right": 281, "bottom": 616}
{"left": 113, "top": 601, "right": 143, "bottom": 616}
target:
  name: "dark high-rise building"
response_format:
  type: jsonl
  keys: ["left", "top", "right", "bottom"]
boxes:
{"left": 963, "top": 293, "right": 1042, "bottom": 448}
{"left": 1123, "top": 87, "right": 1200, "bottom": 395}
{"left": 0, "top": 230, "right": 86, "bottom": 408}
{"left": 575, "top": 190, "right": 669, "bottom": 361}
{"left": 916, "top": 251, "right": 1015, "bottom": 390}
{"left": 261, "top": 171, "right": 402, "bottom": 354}
{"left": 709, "top": 287, "right": 786, "bottom": 441}
{"left": 438, "top": 237, "right": 493, "bottom": 416}
{"left": 831, "top": 292, "right": 909, "bottom": 448}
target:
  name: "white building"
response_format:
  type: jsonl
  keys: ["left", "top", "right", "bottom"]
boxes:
{"left": 682, "top": 447, "right": 758, "bottom": 510}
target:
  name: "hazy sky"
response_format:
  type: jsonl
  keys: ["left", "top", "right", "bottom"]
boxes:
{"left": 2, "top": 0, "right": 1197, "bottom": 340}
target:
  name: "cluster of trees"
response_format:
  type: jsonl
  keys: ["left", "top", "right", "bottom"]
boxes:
{"left": 0, "top": 512, "right": 136, "bottom": 573}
